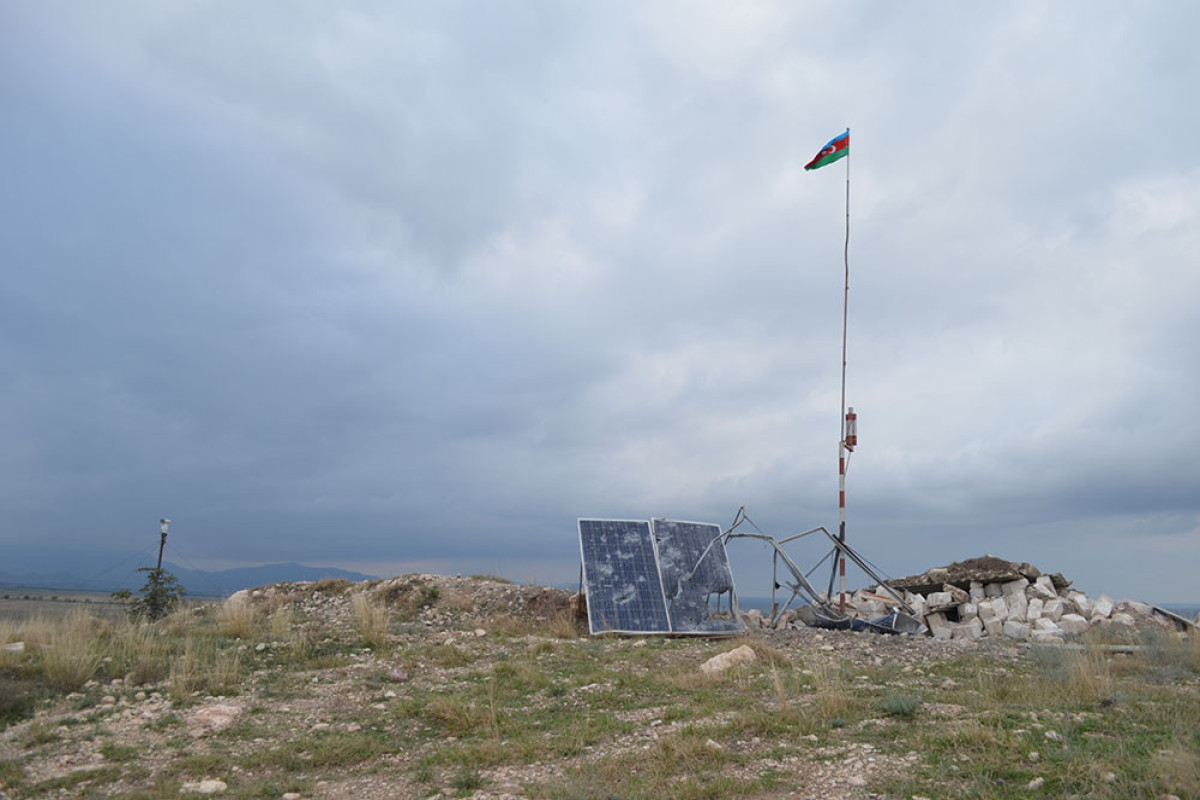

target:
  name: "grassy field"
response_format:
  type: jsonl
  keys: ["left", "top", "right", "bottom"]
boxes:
{"left": 0, "top": 589, "right": 128, "bottom": 622}
{"left": 2, "top": 577, "right": 1199, "bottom": 799}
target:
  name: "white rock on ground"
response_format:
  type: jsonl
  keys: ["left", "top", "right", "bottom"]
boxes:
{"left": 1058, "top": 614, "right": 1089, "bottom": 635}
{"left": 180, "top": 779, "right": 227, "bottom": 795}
{"left": 699, "top": 645, "right": 757, "bottom": 674}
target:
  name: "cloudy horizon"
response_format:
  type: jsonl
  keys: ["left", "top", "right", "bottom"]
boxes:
{"left": 3, "top": 2, "right": 1199, "bottom": 602}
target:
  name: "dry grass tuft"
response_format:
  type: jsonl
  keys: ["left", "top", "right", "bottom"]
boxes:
{"left": 217, "top": 595, "right": 258, "bottom": 639}
{"left": 168, "top": 638, "right": 242, "bottom": 704}
{"left": 39, "top": 611, "right": 104, "bottom": 692}
{"left": 351, "top": 593, "right": 390, "bottom": 649}
{"left": 1152, "top": 744, "right": 1200, "bottom": 798}
{"left": 739, "top": 635, "right": 792, "bottom": 668}
{"left": 810, "top": 661, "right": 851, "bottom": 724}
{"left": 107, "top": 620, "right": 172, "bottom": 686}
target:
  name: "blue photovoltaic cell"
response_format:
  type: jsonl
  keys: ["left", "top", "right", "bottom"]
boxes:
{"left": 579, "top": 519, "right": 671, "bottom": 634}
{"left": 652, "top": 518, "right": 744, "bottom": 634}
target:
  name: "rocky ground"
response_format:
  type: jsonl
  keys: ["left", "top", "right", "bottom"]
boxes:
{"left": 1, "top": 573, "right": 1193, "bottom": 800}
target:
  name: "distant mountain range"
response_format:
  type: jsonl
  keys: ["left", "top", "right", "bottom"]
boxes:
{"left": 0, "top": 561, "right": 380, "bottom": 597}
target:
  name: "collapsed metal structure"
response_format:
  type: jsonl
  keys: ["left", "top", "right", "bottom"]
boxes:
{"left": 577, "top": 507, "right": 925, "bottom": 636}
{"left": 721, "top": 506, "right": 922, "bottom": 634}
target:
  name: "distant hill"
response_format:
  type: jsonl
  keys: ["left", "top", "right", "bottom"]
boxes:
{"left": 0, "top": 561, "right": 380, "bottom": 598}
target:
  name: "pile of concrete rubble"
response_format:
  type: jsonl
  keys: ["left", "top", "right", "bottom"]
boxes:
{"left": 753, "top": 555, "right": 1194, "bottom": 642}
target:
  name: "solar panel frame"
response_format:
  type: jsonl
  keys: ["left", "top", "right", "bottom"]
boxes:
{"left": 652, "top": 518, "right": 744, "bottom": 635}
{"left": 578, "top": 518, "right": 672, "bottom": 635}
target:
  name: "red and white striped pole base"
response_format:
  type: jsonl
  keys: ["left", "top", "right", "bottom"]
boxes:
{"left": 839, "top": 407, "right": 857, "bottom": 612}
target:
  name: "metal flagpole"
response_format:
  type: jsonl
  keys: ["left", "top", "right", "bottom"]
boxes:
{"left": 837, "top": 128, "right": 851, "bottom": 612}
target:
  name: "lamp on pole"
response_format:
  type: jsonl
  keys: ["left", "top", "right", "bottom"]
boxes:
{"left": 156, "top": 518, "right": 170, "bottom": 572}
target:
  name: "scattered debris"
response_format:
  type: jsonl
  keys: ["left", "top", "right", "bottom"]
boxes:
{"left": 743, "top": 554, "right": 1193, "bottom": 642}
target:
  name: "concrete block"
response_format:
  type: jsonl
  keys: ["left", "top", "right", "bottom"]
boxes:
{"left": 856, "top": 599, "right": 887, "bottom": 620}
{"left": 1002, "top": 620, "right": 1031, "bottom": 641}
{"left": 1042, "top": 598, "right": 1064, "bottom": 622}
{"left": 952, "top": 617, "right": 984, "bottom": 641}
{"left": 1068, "top": 591, "right": 1092, "bottom": 617}
{"left": 927, "top": 611, "right": 954, "bottom": 641}
{"left": 1118, "top": 600, "right": 1153, "bottom": 617}
{"left": 1005, "top": 592, "right": 1029, "bottom": 622}
{"left": 1059, "top": 613, "right": 1088, "bottom": 635}
{"left": 944, "top": 584, "right": 970, "bottom": 605}
{"left": 1027, "top": 597, "right": 1045, "bottom": 622}
{"left": 978, "top": 597, "right": 1007, "bottom": 622}
{"left": 1030, "top": 576, "right": 1057, "bottom": 600}
{"left": 1002, "top": 578, "right": 1029, "bottom": 597}
{"left": 926, "top": 591, "right": 956, "bottom": 612}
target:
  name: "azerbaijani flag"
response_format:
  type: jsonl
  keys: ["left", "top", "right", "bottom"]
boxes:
{"left": 804, "top": 130, "right": 849, "bottom": 171}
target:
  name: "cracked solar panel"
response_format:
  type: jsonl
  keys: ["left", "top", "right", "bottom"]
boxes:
{"left": 578, "top": 519, "right": 671, "bottom": 634}
{"left": 652, "top": 518, "right": 744, "bottom": 634}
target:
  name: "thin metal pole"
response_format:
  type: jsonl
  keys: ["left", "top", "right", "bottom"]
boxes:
{"left": 838, "top": 128, "right": 850, "bottom": 612}
{"left": 156, "top": 518, "right": 169, "bottom": 573}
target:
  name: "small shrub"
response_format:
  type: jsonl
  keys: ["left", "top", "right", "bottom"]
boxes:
{"left": 112, "top": 568, "right": 186, "bottom": 622}
{"left": 451, "top": 766, "right": 487, "bottom": 794}
{"left": 468, "top": 574, "right": 512, "bottom": 584}
{"left": 23, "top": 720, "right": 61, "bottom": 747}
{"left": 376, "top": 579, "right": 440, "bottom": 619}
{"left": 0, "top": 758, "right": 25, "bottom": 789}
{"left": 311, "top": 578, "right": 352, "bottom": 595}
{"left": 881, "top": 691, "right": 922, "bottom": 718}
{"left": 99, "top": 741, "right": 140, "bottom": 763}
{"left": 0, "top": 676, "right": 40, "bottom": 725}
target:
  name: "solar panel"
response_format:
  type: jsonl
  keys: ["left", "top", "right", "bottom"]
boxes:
{"left": 652, "top": 518, "right": 744, "bottom": 634}
{"left": 578, "top": 519, "right": 671, "bottom": 634}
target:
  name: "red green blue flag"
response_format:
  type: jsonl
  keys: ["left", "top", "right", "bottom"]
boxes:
{"left": 804, "top": 130, "right": 849, "bottom": 171}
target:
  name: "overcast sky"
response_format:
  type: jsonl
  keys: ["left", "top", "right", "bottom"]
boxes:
{"left": 3, "top": 2, "right": 1199, "bottom": 603}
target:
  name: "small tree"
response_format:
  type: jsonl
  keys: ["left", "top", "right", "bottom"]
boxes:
{"left": 112, "top": 567, "right": 186, "bottom": 621}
